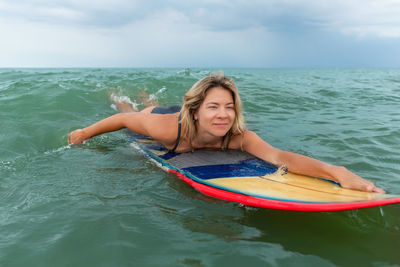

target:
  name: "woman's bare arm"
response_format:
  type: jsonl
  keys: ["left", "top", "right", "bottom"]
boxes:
{"left": 242, "top": 130, "right": 385, "bottom": 193}
{"left": 67, "top": 113, "right": 152, "bottom": 145}
{"left": 67, "top": 112, "right": 178, "bottom": 146}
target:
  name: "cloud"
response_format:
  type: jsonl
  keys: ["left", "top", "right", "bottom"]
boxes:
{"left": 0, "top": 1, "right": 278, "bottom": 67}
{"left": 0, "top": 0, "right": 399, "bottom": 67}
{"left": 2, "top": 0, "right": 400, "bottom": 36}
{"left": 300, "top": 0, "right": 400, "bottom": 38}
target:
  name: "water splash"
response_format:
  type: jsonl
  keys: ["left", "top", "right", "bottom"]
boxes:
{"left": 44, "top": 145, "right": 72, "bottom": 155}
{"left": 109, "top": 92, "right": 139, "bottom": 111}
{"left": 0, "top": 160, "right": 15, "bottom": 171}
{"left": 149, "top": 86, "right": 167, "bottom": 101}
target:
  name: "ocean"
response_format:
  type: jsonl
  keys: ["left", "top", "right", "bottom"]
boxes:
{"left": 0, "top": 68, "right": 399, "bottom": 266}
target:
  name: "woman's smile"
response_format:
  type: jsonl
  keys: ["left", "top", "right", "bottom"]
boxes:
{"left": 212, "top": 122, "right": 230, "bottom": 129}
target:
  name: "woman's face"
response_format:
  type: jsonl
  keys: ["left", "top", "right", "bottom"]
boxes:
{"left": 195, "top": 86, "right": 236, "bottom": 138}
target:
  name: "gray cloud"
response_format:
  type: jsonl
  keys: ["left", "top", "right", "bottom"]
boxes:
{"left": 0, "top": 0, "right": 399, "bottom": 67}
{"left": 1, "top": 0, "right": 400, "bottom": 36}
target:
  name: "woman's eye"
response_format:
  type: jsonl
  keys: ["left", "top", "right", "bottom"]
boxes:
{"left": 208, "top": 106, "right": 217, "bottom": 109}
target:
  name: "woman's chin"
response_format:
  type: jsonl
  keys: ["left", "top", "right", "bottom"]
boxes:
{"left": 212, "top": 129, "right": 230, "bottom": 137}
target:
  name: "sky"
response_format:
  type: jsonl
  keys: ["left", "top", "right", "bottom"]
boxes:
{"left": 0, "top": 0, "right": 400, "bottom": 68}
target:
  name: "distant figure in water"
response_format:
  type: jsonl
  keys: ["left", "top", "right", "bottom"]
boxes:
{"left": 68, "top": 72, "right": 385, "bottom": 193}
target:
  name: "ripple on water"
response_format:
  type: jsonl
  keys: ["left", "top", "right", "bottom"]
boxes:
{"left": 1, "top": 68, "right": 400, "bottom": 266}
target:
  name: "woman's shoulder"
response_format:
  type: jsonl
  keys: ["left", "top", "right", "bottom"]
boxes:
{"left": 145, "top": 113, "right": 180, "bottom": 143}
{"left": 228, "top": 129, "right": 255, "bottom": 150}
{"left": 122, "top": 112, "right": 179, "bottom": 141}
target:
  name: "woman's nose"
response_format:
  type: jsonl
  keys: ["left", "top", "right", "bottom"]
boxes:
{"left": 217, "top": 107, "right": 228, "bottom": 118}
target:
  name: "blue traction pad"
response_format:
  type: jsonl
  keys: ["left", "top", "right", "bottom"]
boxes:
{"left": 183, "top": 159, "right": 277, "bottom": 180}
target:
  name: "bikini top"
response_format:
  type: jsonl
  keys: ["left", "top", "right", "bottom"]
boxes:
{"left": 169, "top": 114, "right": 181, "bottom": 153}
{"left": 150, "top": 105, "right": 182, "bottom": 153}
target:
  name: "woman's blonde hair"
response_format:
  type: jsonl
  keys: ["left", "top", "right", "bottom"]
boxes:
{"left": 180, "top": 72, "right": 245, "bottom": 149}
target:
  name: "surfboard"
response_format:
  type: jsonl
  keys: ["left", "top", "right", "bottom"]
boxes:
{"left": 127, "top": 131, "right": 400, "bottom": 212}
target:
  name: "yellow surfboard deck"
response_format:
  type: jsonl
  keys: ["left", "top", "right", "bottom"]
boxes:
{"left": 206, "top": 172, "right": 388, "bottom": 203}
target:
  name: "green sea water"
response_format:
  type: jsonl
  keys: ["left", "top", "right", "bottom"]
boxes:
{"left": 0, "top": 68, "right": 400, "bottom": 267}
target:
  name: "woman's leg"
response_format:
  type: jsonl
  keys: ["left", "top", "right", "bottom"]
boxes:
{"left": 110, "top": 93, "right": 138, "bottom": 113}
{"left": 138, "top": 91, "right": 159, "bottom": 107}
{"left": 138, "top": 91, "right": 158, "bottom": 113}
{"left": 110, "top": 91, "right": 158, "bottom": 113}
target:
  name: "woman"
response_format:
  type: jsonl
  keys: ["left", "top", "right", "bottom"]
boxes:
{"left": 68, "top": 72, "right": 385, "bottom": 193}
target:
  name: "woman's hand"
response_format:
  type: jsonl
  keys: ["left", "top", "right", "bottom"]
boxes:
{"left": 334, "top": 166, "right": 385, "bottom": 193}
{"left": 67, "top": 129, "right": 88, "bottom": 145}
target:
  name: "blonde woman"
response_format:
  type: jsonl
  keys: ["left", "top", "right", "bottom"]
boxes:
{"left": 67, "top": 72, "right": 385, "bottom": 193}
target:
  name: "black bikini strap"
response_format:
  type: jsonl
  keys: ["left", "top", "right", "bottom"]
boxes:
{"left": 169, "top": 114, "right": 181, "bottom": 153}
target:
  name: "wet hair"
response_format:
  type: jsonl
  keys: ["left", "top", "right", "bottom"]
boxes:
{"left": 180, "top": 72, "right": 245, "bottom": 149}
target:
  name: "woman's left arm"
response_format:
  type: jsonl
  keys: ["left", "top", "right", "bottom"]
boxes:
{"left": 242, "top": 130, "right": 385, "bottom": 193}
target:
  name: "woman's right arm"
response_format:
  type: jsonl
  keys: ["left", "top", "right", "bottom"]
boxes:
{"left": 67, "top": 113, "right": 149, "bottom": 144}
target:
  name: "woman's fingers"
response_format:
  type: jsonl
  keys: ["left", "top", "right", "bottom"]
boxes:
{"left": 337, "top": 169, "right": 385, "bottom": 194}
{"left": 67, "top": 129, "right": 85, "bottom": 145}
{"left": 362, "top": 180, "right": 385, "bottom": 194}
{"left": 372, "top": 186, "right": 386, "bottom": 194}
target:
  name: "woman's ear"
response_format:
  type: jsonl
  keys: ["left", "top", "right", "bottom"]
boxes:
{"left": 194, "top": 113, "right": 198, "bottom": 121}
